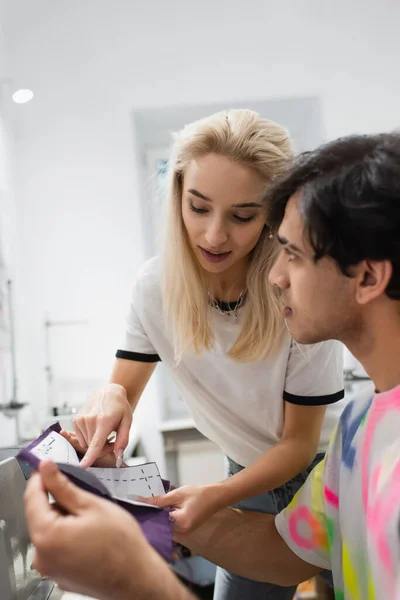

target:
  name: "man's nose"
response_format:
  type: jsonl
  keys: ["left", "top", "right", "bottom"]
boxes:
{"left": 269, "top": 252, "right": 289, "bottom": 289}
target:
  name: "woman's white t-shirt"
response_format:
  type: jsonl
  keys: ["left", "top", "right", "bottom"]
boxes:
{"left": 116, "top": 257, "right": 345, "bottom": 467}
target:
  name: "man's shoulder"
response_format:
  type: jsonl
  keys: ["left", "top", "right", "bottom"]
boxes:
{"left": 338, "top": 382, "right": 375, "bottom": 431}
{"left": 331, "top": 382, "right": 375, "bottom": 464}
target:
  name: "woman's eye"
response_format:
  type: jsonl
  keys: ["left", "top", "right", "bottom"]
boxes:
{"left": 233, "top": 215, "right": 255, "bottom": 223}
{"left": 189, "top": 203, "right": 208, "bottom": 214}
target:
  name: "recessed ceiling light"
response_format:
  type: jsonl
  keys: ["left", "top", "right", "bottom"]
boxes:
{"left": 12, "top": 89, "right": 34, "bottom": 104}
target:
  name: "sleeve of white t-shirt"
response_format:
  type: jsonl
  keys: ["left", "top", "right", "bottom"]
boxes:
{"left": 115, "top": 271, "right": 161, "bottom": 363}
{"left": 275, "top": 455, "right": 331, "bottom": 570}
{"left": 283, "top": 340, "right": 344, "bottom": 405}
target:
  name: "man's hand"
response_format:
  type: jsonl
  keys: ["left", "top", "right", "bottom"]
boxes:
{"left": 144, "top": 485, "right": 221, "bottom": 533}
{"left": 24, "top": 461, "right": 193, "bottom": 600}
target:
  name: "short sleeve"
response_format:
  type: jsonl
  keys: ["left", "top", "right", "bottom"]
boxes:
{"left": 283, "top": 340, "right": 344, "bottom": 405}
{"left": 116, "top": 276, "right": 161, "bottom": 363}
{"left": 275, "top": 457, "right": 331, "bottom": 570}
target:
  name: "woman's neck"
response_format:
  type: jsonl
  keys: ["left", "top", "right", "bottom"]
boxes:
{"left": 207, "top": 259, "right": 248, "bottom": 302}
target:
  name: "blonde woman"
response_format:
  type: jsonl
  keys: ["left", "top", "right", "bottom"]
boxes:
{"left": 73, "top": 110, "right": 344, "bottom": 600}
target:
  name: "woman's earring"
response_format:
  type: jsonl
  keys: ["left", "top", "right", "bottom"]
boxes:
{"left": 268, "top": 228, "right": 274, "bottom": 239}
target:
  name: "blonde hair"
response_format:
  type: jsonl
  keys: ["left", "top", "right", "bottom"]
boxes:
{"left": 162, "top": 109, "right": 294, "bottom": 363}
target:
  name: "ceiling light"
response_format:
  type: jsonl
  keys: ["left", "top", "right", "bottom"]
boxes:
{"left": 12, "top": 89, "right": 34, "bottom": 104}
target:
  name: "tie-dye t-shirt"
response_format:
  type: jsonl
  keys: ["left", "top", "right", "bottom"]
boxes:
{"left": 275, "top": 385, "right": 400, "bottom": 600}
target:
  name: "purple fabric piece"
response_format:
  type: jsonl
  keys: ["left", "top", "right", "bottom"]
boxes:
{"left": 17, "top": 423, "right": 173, "bottom": 562}
{"left": 116, "top": 498, "right": 173, "bottom": 561}
{"left": 18, "top": 422, "right": 63, "bottom": 469}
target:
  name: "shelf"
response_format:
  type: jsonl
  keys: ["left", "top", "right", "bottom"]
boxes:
{"left": 159, "top": 417, "right": 196, "bottom": 433}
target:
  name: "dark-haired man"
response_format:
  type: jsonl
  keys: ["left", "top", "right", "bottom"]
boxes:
{"left": 24, "top": 133, "right": 400, "bottom": 600}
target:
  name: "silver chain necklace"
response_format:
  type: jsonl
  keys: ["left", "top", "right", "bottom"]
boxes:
{"left": 208, "top": 289, "right": 247, "bottom": 319}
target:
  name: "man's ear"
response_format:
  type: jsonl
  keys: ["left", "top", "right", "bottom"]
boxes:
{"left": 355, "top": 260, "right": 392, "bottom": 305}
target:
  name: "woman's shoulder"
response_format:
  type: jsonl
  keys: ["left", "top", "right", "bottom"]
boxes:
{"left": 132, "top": 256, "right": 162, "bottom": 298}
{"left": 136, "top": 255, "right": 162, "bottom": 278}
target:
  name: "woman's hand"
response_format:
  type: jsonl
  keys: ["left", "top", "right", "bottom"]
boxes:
{"left": 143, "top": 485, "right": 221, "bottom": 533}
{"left": 72, "top": 383, "right": 132, "bottom": 468}
{"left": 61, "top": 430, "right": 126, "bottom": 468}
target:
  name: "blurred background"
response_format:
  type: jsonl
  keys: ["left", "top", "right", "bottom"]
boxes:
{"left": 1, "top": 1, "right": 396, "bottom": 597}
{"left": 0, "top": 0, "right": 392, "bottom": 483}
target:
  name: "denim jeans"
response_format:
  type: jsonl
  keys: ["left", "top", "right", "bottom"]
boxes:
{"left": 213, "top": 453, "right": 325, "bottom": 600}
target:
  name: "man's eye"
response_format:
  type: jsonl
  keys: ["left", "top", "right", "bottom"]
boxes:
{"left": 283, "top": 248, "right": 296, "bottom": 261}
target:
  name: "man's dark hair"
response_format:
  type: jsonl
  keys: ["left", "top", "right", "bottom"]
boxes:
{"left": 267, "top": 132, "right": 400, "bottom": 299}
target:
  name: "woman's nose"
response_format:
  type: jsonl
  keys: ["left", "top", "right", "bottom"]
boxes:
{"left": 204, "top": 220, "right": 228, "bottom": 248}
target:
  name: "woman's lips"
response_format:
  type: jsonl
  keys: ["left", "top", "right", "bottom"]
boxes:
{"left": 200, "top": 247, "right": 232, "bottom": 263}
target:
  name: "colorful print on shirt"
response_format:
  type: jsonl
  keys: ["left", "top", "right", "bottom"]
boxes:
{"left": 276, "top": 385, "right": 400, "bottom": 600}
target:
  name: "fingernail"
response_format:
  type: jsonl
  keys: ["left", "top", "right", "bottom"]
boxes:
{"left": 116, "top": 449, "right": 124, "bottom": 469}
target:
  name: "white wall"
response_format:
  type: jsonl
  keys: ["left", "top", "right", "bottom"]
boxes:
{"left": 2, "top": 0, "right": 400, "bottom": 461}
{"left": 0, "top": 2, "right": 20, "bottom": 443}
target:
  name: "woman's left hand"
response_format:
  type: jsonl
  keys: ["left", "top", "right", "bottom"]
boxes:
{"left": 61, "top": 430, "right": 125, "bottom": 468}
{"left": 142, "top": 485, "right": 221, "bottom": 533}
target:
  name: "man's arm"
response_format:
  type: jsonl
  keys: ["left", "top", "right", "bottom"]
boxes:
{"left": 24, "top": 461, "right": 194, "bottom": 600}
{"left": 175, "top": 507, "right": 322, "bottom": 586}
